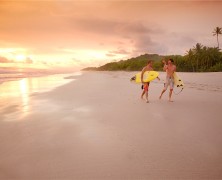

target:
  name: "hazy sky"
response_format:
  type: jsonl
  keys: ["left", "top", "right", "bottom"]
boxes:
{"left": 0, "top": 0, "right": 222, "bottom": 70}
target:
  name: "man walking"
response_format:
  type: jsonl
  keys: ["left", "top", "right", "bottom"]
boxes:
{"left": 159, "top": 59, "right": 176, "bottom": 102}
{"left": 141, "top": 60, "right": 160, "bottom": 103}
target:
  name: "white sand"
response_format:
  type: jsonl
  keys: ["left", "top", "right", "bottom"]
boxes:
{"left": 0, "top": 71, "right": 222, "bottom": 179}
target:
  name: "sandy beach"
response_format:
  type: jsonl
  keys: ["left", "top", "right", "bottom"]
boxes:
{"left": 0, "top": 71, "right": 222, "bottom": 179}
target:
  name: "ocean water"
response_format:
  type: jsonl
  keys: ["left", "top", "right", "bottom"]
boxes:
{"left": 0, "top": 72, "right": 28, "bottom": 83}
{"left": 0, "top": 69, "right": 82, "bottom": 120}
{"left": 0, "top": 68, "right": 56, "bottom": 84}
{"left": 0, "top": 71, "right": 82, "bottom": 98}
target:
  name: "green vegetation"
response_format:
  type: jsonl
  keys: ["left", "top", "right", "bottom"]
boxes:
{"left": 184, "top": 43, "right": 222, "bottom": 72}
{"left": 213, "top": 27, "right": 222, "bottom": 48}
{"left": 97, "top": 54, "right": 164, "bottom": 71}
{"left": 82, "top": 43, "right": 222, "bottom": 72}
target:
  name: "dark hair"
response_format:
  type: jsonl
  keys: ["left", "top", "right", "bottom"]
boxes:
{"left": 147, "top": 60, "right": 153, "bottom": 64}
{"left": 169, "top": 58, "right": 174, "bottom": 63}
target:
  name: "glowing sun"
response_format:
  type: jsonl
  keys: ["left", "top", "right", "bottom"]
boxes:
{"left": 15, "top": 54, "right": 26, "bottom": 62}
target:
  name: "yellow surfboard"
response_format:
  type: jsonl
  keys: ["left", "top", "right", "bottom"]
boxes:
{"left": 173, "top": 72, "right": 184, "bottom": 88}
{"left": 130, "top": 71, "right": 159, "bottom": 83}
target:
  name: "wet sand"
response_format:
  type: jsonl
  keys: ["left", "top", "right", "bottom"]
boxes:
{"left": 0, "top": 71, "right": 222, "bottom": 179}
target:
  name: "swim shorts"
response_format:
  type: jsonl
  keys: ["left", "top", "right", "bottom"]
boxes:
{"left": 164, "top": 77, "right": 174, "bottom": 90}
{"left": 143, "top": 82, "right": 150, "bottom": 91}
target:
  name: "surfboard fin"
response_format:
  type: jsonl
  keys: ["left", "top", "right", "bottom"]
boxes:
{"left": 130, "top": 76, "right": 136, "bottom": 81}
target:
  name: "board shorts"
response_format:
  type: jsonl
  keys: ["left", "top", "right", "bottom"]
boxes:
{"left": 164, "top": 77, "right": 174, "bottom": 90}
{"left": 143, "top": 82, "right": 150, "bottom": 92}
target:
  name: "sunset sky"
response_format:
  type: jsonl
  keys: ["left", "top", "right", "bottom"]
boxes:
{"left": 0, "top": 0, "right": 222, "bottom": 71}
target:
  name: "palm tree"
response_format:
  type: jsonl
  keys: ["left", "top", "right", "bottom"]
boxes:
{"left": 213, "top": 27, "right": 222, "bottom": 48}
{"left": 185, "top": 49, "right": 195, "bottom": 72}
{"left": 193, "top": 43, "right": 203, "bottom": 71}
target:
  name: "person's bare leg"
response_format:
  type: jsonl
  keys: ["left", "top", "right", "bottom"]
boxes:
{"left": 145, "top": 91, "right": 149, "bottom": 103}
{"left": 159, "top": 89, "right": 166, "bottom": 99}
{"left": 169, "top": 89, "right": 173, "bottom": 102}
{"left": 141, "top": 90, "right": 145, "bottom": 99}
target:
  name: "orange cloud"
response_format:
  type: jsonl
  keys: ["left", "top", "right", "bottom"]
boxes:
{"left": 0, "top": 56, "right": 12, "bottom": 63}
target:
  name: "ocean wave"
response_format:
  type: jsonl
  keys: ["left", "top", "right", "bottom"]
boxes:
{"left": 0, "top": 71, "right": 58, "bottom": 84}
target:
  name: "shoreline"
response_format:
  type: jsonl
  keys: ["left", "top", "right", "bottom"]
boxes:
{"left": 0, "top": 71, "right": 81, "bottom": 84}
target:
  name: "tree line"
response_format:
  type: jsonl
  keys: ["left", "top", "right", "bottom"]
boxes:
{"left": 83, "top": 44, "right": 222, "bottom": 72}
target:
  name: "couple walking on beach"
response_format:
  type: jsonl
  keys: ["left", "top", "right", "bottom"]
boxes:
{"left": 141, "top": 59, "right": 176, "bottom": 103}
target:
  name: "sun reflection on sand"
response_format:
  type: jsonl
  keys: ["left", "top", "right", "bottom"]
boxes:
{"left": 19, "top": 79, "right": 30, "bottom": 117}
{"left": 0, "top": 73, "right": 76, "bottom": 120}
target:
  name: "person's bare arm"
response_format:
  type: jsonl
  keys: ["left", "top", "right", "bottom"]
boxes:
{"left": 162, "top": 60, "right": 168, "bottom": 71}
{"left": 141, "top": 67, "right": 146, "bottom": 83}
{"left": 174, "top": 65, "right": 177, "bottom": 73}
{"left": 163, "top": 64, "right": 168, "bottom": 71}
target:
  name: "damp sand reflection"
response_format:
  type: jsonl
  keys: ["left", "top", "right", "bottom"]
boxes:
{"left": 0, "top": 74, "right": 76, "bottom": 120}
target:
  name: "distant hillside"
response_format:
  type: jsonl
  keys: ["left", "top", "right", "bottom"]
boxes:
{"left": 82, "top": 44, "right": 222, "bottom": 72}
{"left": 82, "top": 54, "right": 165, "bottom": 71}
{"left": 81, "top": 67, "right": 98, "bottom": 71}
